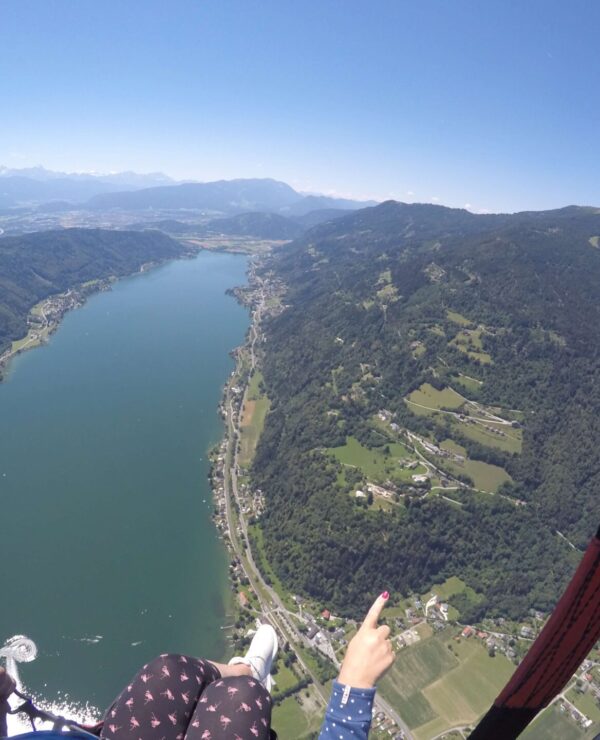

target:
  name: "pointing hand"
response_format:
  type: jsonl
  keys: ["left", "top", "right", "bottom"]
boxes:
{"left": 337, "top": 591, "right": 395, "bottom": 688}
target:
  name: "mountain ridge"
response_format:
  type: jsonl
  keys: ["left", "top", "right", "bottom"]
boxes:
{"left": 248, "top": 200, "right": 600, "bottom": 620}
{"left": 0, "top": 228, "right": 185, "bottom": 361}
{"left": 0, "top": 165, "right": 175, "bottom": 187}
{"left": 0, "top": 169, "right": 377, "bottom": 215}
{"left": 87, "top": 177, "right": 376, "bottom": 215}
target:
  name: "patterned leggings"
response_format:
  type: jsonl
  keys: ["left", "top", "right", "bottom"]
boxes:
{"left": 100, "top": 653, "right": 273, "bottom": 739}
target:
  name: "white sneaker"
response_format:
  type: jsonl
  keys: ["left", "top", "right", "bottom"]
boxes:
{"left": 229, "top": 623, "right": 278, "bottom": 691}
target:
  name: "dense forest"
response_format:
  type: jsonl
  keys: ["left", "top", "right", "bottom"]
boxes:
{"left": 0, "top": 228, "right": 185, "bottom": 357}
{"left": 251, "top": 202, "right": 600, "bottom": 621}
{"left": 205, "top": 212, "right": 304, "bottom": 240}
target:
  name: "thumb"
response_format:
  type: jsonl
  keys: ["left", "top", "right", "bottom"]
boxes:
{"left": 361, "top": 591, "right": 389, "bottom": 630}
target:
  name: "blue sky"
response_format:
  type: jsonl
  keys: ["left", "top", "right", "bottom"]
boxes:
{"left": 1, "top": 0, "right": 598, "bottom": 212}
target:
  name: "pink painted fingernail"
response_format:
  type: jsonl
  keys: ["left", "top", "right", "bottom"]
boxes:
{"left": 381, "top": 591, "right": 389, "bottom": 600}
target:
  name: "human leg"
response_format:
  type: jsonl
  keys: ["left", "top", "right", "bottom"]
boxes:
{"left": 100, "top": 653, "right": 221, "bottom": 739}
{"left": 185, "top": 675, "right": 273, "bottom": 740}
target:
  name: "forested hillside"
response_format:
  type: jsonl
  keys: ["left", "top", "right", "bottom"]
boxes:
{"left": 252, "top": 202, "right": 600, "bottom": 621}
{"left": 0, "top": 228, "right": 184, "bottom": 356}
{"left": 205, "top": 212, "right": 303, "bottom": 240}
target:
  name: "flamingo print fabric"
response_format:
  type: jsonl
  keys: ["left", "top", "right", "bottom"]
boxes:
{"left": 100, "top": 653, "right": 273, "bottom": 739}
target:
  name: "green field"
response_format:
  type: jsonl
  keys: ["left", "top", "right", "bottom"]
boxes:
{"left": 10, "top": 300, "right": 51, "bottom": 353}
{"left": 372, "top": 496, "right": 400, "bottom": 512}
{"left": 463, "top": 348, "right": 492, "bottom": 364}
{"left": 406, "top": 378, "right": 521, "bottom": 457}
{"left": 380, "top": 629, "right": 516, "bottom": 737}
{"left": 424, "top": 576, "right": 483, "bottom": 620}
{"left": 450, "top": 327, "right": 493, "bottom": 364}
{"left": 265, "top": 295, "right": 282, "bottom": 309}
{"left": 379, "top": 636, "right": 459, "bottom": 727}
{"left": 10, "top": 334, "right": 36, "bottom": 353}
{"left": 239, "top": 370, "right": 271, "bottom": 466}
{"left": 428, "top": 324, "right": 446, "bottom": 337}
{"left": 449, "top": 457, "right": 511, "bottom": 492}
{"left": 446, "top": 310, "right": 473, "bottom": 326}
{"left": 521, "top": 705, "right": 587, "bottom": 740}
{"left": 247, "top": 369, "right": 265, "bottom": 400}
{"left": 567, "top": 687, "right": 600, "bottom": 724}
{"left": 329, "top": 435, "right": 426, "bottom": 484}
{"left": 425, "top": 576, "right": 467, "bottom": 601}
{"left": 247, "top": 523, "right": 295, "bottom": 609}
{"left": 272, "top": 693, "right": 323, "bottom": 738}
{"left": 407, "top": 383, "right": 465, "bottom": 410}
{"left": 439, "top": 439, "right": 465, "bottom": 455}
{"left": 414, "top": 716, "right": 458, "bottom": 740}
{"left": 440, "top": 439, "right": 512, "bottom": 492}
{"left": 420, "top": 405, "right": 521, "bottom": 455}
{"left": 423, "top": 639, "right": 514, "bottom": 729}
{"left": 456, "top": 417, "right": 522, "bottom": 454}
{"left": 410, "top": 340, "right": 427, "bottom": 358}
{"left": 455, "top": 373, "right": 483, "bottom": 393}
{"left": 273, "top": 662, "right": 301, "bottom": 694}
{"left": 377, "top": 282, "right": 399, "bottom": 301}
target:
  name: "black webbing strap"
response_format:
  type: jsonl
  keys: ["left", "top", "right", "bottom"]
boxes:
{"left": 5, "top": 688, "right": 101, "bottom": 737}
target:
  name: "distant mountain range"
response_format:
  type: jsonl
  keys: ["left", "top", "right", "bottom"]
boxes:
{"left": 86, "top": 178, "right": 376, "bottom": 216}
{"left": 0, "top": 168, "right": 175, "bottom": 208}
{"left": 0, "top": 165, "right": 175, "bottom": 187}
{"left": 0, "top": 167, "right": 376, "bottom": 216}
{"left": 130, "top": 208, "right": 355, "bottom": 240}
{"left": 0, "top": 175, "right": 118, "bottom": 208}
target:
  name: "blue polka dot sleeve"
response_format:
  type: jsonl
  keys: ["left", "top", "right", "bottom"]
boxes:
{"left": 318, "top": 680, "right": 376, "bottom": 739}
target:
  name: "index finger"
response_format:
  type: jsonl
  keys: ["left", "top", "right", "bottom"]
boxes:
{"left": 361, "top": 591, "right": 389, "bottom": 630}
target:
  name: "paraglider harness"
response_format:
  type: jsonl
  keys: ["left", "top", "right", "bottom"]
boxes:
{"left": 0, "top": 682, "right": 103, "bottom": 738}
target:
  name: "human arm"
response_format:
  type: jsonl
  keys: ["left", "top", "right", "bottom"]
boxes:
{"left": 319, "top": 592, "right": 395, "bottom": 739}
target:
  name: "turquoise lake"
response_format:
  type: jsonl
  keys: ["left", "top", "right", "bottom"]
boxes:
{"left": 0, "top": 250, "right": 248, "bottom": 712}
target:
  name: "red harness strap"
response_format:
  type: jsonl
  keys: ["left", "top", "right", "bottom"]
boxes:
{"left": 470, "top": 526, "right": 600, "bottom": 739}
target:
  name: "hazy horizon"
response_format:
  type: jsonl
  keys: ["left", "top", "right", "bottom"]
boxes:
{"left": 2, "top": 0, "right": 599, "bottom": 213}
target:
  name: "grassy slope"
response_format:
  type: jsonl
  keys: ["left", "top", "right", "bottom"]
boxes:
{"left": 329, "top": 435, "right": 426, "bottom": 482}
{"left": 239, "top": 370, "right": 271, "bottom": 466}
{"left": 443, "top": 449, "right": 512, "bottom": 492}
{"left": 407, "top": 383, "right": 465, "bottom": 410}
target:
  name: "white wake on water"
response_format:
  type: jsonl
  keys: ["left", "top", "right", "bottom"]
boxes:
{"left": 6, "top": 694, "right": 100, "bottom": 736}
{"left": 1, "top": 635, "right": 101, "bottom": 737}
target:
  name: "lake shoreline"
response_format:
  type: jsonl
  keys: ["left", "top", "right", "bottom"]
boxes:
{"left": 0, "top": 256, "right": 187, "bottom": 381}
{"left": 0, "top": 240, "right": 250, "bottom": 664}
{"left": 0, "top": 278, "right": 112, "bottom": 380}
{"left": 0, "top": 249, "right": 250, "bottom": 706}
